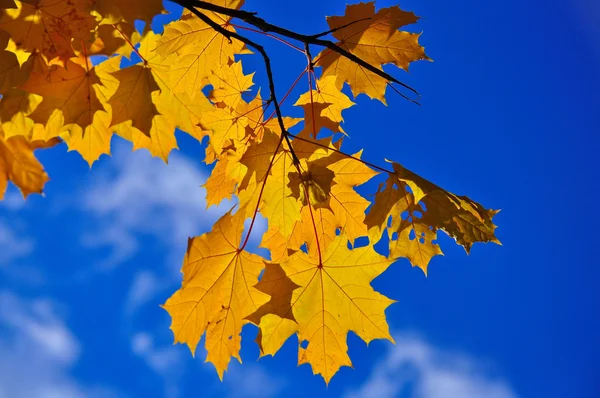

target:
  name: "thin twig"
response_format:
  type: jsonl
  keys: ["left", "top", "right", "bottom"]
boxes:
{"left": 179, "top": 0, "right": 421, "bottom": 100}
{"left": 240, "top": 135, "right": 284, "bottom": 250}
{"left": 289, "top": 132, "right": 394, "bottom": 175}
{"left": 310, "top": 17, "right": 371, "bottom": 39}
{"left": 174, "top": 1, "right": 301, "bottom": 165}
{"left": 232, "top": 24, "right": 305, "bottom": 53}
{"left": 112, "top": 24, "right": 145, "bottom": 63}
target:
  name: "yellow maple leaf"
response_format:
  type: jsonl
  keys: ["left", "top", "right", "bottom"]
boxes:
{"left": 108, "top": 64, "right": 160, "bottom": 136}
{"left": 0, "top": 88, "right": 42, "bottom": 139}
{"left": 20, "top": 54, "right": 106, "bottom": 140}
{"left": 208, "top": 60, "right": 254, "bottom": 108}
{"left": 366, "top": 178, "right": 443, "bottom": 275}
{"left": 108, "top": 32, "right": 212, "bottom": 161}
{"left": 390, "top": 161, "right": 501, "bottom": 252}
{"left": 0, "top": 126, "right": 59, "bottom": 199}
{"left": 163, "top": 209, "right": 269, "bottom": 379}
{"left": 203, "top": 157, "right": 238, "bottom": 206}
{"left": 294, "top": 75, "right": 355, "bottom": 135}
{"left": 0, "top": 0, "right": 501, "bottom": 385}
{"left": 93, "top": 0, "right": 165, "bottom": 24}
{"left": 366, "top": 161, "right": 500, "bottom": 274}
{"left": 315, "top": 2, "right": 430, "bottom": 102}
{"left": 139, "top": 32, "right": 213, "bottom": 136}
{"left": 199, "top": 88, "right": 302, "bottom": 209}
{"left": 0, "top": 0, "right": 16, "bottom": 9}
{"left": 61, "top": 55, "right": 121, "bottom": 166}
{"left": 199, "top": 107, "right": 249, "bottom": 156}
{"left": 156, "top": 8, "right": 250, "bottom": 99}
{"left": 0, "top": 31, "right": 31, "bottom": 94}
{"left": 295, "top": 138, "right": 377, "bottom": 243}
{"left": 0, "top": 0, "right": 98, "bottom": 62}
{"left": 238, "top": 129, "right": 304, "bottom": 237}
{"left": 116, "top": 115, "right": 178, "bottom": 162}
{"left": 251, "top": 235, "right": 395, "bottom": 383}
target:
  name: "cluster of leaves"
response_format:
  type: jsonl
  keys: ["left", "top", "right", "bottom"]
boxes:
{"left": 0, "top": 0, "right": 500, "bottom": 383}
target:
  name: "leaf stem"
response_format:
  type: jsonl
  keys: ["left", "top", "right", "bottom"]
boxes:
{"left": 265, "top": 68, "right": 307, "bottom": 123}
{"left": 309, "top": 17, "right": 372, "bottom": 39}
{"left": 112, "top": 24, "right": 146, "bottom": 63}
{"left": 304, "top": 43, "right": 318, "bottom": 138}
{"left": 288, "top": 132, "right": 395, "bottom": 175}
{"left": 240, "top": 134, "right": 284, "bottom": 251}
{"left": 284, "top": 137, "right": 323, "bottom": 265}
{"left": 232, "top": 24, "right": 304, "bottom": 53}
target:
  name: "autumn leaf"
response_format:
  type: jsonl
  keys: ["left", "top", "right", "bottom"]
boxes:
{"left": 203, "top": 157, "right": 238, "bottom": 206}
{"left": 0, "top": 88, "right": 42, "bottom": 139}
{"left": 60, "top": 55, "right": 122, "bottom": 166}
{"left": 0, "top": 0, "right": 98, "bottom": 62}
{"left": 110, "top": 31, "right": 213, "bottom": 161}
{"left": 21, "top": 55, "right": 105, "bottom": 140}
{"left": 0, "top": 0, "right": 17, "bottom": 9}
{"left": 390, "top": 161, "right": 501, "bottom": 252}
{"left": 0, "top": 30, "right": 30, "bottom": 94}
{"left": 251, "top": 235, "right": 395, "bottom": 383}
{"left": 156, "top": 7, "right": 249, "bottom": 99}
{"left": 93, "top": 0, "right": 165, "bottom": 24}
{"left": 315, "top": 2, "right": 431, "bottom": 102}
{"left": 208, "top": 60, "right": 254, "bottom": 108}
{"left": 108, "top": 64, "right": 160, "bottom": 135}
{"left": 294, "top": 75, "right": 354, "bottom": 135}
{"left": 0, "top": 0, "right": 500, "bottom": 385}
{"left": 162, "top": 209, "right": 269, "bottom": 379}
{"left": 366, "top": 160, "right": 500, "bottom": 274}
{"left": 0, "top": 126, "right": 59, "bottom": 199}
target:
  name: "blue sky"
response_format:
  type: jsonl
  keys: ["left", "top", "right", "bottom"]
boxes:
{"left": 1, "top": 0, "right": 599, "bottom": 397}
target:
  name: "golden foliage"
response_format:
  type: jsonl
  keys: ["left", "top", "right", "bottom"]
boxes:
{"left": 163, "top": 209, "right": 269, "bottom": 379}
{"left": 0, "top": 126, "right": 59, "bottom": 199}
{"left": 316, "top": 2, "right": 431, "bottom": 102}
{"left": 0, "top": 0, "right": 500, "bottom": 383}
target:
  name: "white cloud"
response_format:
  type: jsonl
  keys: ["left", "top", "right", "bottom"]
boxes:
{"left": 81, "top": 141, "right": 231, "bottom": 271}
{"left": 0, "top": 291, "right": 118, "bottom": 398}
{"left": 130, "top": 330, "right": 285, "bottom": 398}
{"left": 131, "top": 332, "right": 183, "bottom": 376}
{"left": 131, "top": 332, "right": 184, "bottom": 398}
{"left": 124, "top": 271, "right": 162, "bottom": 315}
{"left": 0, "top": 220, "right": 33, "bottom": 266}
{"left": 225, "top": 363, "right": 286, "bottom": 398}
{"left": 346, "top": 333, "right": 518, "bottom": 398}
{"left": 0, "top": 188, "right": 27, "bottom": 211}
{"left": 78, "top": 141, "right": 267, "bottom": 314}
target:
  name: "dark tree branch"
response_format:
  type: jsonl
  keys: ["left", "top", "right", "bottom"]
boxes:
{"left": 177, "top": 0, "right": 420, "bottom": 101}
{"left": 174, "top": 0, "right": 300, "bottom": 165}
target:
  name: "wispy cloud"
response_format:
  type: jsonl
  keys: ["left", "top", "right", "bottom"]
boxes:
{"left": 131, "top": 331, "right": 185, "bottom": 398}
{"left": 131, "top": 332, "right": 183, "bottom": 376}
{"left": 80, "top": 141, "right": 231, "bottom": 272}
{"left": 0, "top": 220, "right": 33, "bottom": 266}
{"left": 130, "top": 329, "right": 285, "bottom": 398}
{"left": 0, "top": 188, "right": 27, "bottom": 211}
{"left": 0, "top": 291, "right": 119, "bottom": 398}
{"left": 124, "top": 270, "right": 163, "bottom": 316}
{"left": 224, "top": 363, "right": 286, "bottom": 398}
{"left": 78, "top": 141, "right": 267, "bottom": 316}
{"left": 346, "top": 333, "right": 518, "bottom": 398}
{"left": 0, "top": 218, "right": 43, "bottom": 285}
